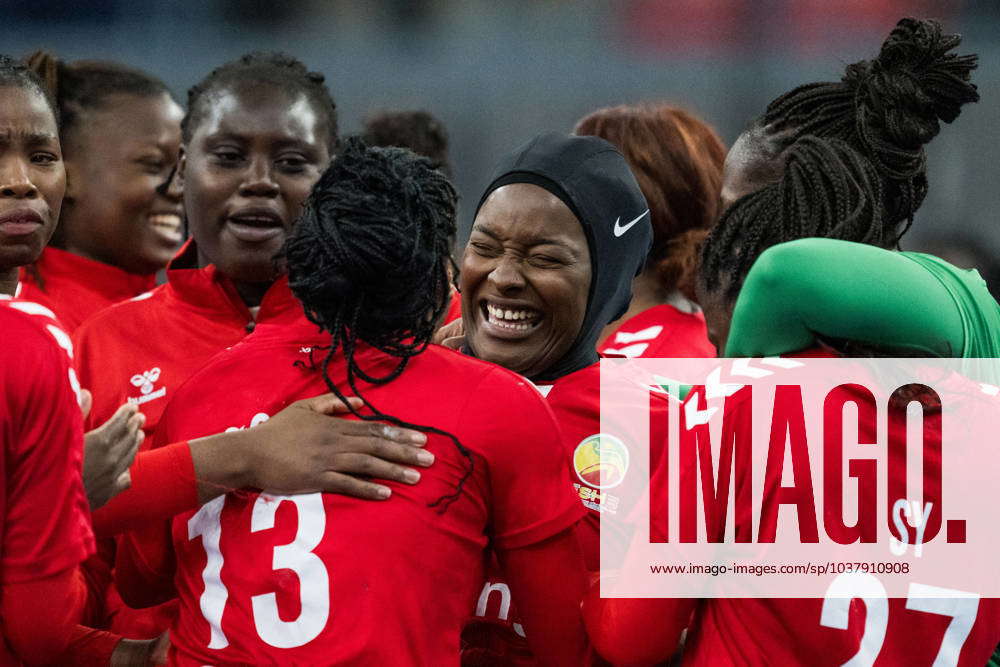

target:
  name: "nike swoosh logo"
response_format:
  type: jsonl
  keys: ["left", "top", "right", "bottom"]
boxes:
{"left": 613, "top": 209, "right": 649, "bottom": 237}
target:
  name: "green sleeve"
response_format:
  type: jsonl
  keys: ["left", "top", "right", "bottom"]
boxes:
{"left": 724, "top": 239, "right": 966, "bottom": 358}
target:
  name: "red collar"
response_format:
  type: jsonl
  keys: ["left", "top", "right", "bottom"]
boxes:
{"left": 164, "top": 238, "right": 302, "bottom": 328}
{"left": 28, "top": 246, "right": 156, "bottom": 299}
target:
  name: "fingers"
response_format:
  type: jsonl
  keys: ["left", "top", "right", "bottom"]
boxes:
{"left": 440, "top": 335, "right": 465, "bottom": 351}
{"left": 318, "top": 417, "right": 427, "bottom": 446}
{"left": 117, "top": 426, "right": 143, "bottom": 475}
{"left": 103, "top": 402, "right": 140, "bottom": 437}
{"left": 319, "top": 472, "right": 392, "bottom": 500}
{"left": 79, "top": 388, "right": 93, "bottom": 419}
{"left": 302, "top": 394, "right": 364, "bottom": 415}
{"left": 365, "top": 437, "right": 434, "bottom": 467}
{"left": 332, "top": 452, "right": 425, "bottom": 485}
{"left": 363, "top": 421, "right": 427, "bottom": 446}
{"left": 115, "top": 469, "right": 132, "bottom": 494}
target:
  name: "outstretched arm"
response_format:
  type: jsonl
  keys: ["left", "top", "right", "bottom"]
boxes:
{"left": 92, "top": 394, "right": 432, "bottom": 537}
{"left": 725, "top": 239, "right": 965, "bottom": 358}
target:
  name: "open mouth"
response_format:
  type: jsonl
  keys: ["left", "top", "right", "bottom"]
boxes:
{"left": 148, "top": 213, "right": 182, "bottom": 240}
{"left": 225, "top": 209, "right": 284, "bottom": 243}
{"left": 480, "top": 301, "right": 543, "bottom": 335}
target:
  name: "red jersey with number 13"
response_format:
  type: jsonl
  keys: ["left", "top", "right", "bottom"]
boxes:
{"left": 123, "top": 307, "right": 583, "bottom": 665}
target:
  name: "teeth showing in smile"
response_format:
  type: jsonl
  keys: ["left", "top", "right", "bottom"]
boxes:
{"left": 149, "top": 214, "right": 181, "bottom": 230}
{"left": 486, "top": 303, "right": 538, "bottom": 331}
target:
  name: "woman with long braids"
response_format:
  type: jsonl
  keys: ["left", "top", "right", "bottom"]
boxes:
{"left": 586, "top": 138, "right": 1000, "bottom": 667}
{"left": 574, "top": 103, "right": 722, "bottom": 359}
{"left": 710, "top": 17, "right": 994, "bottom": 360}
{"left": 583, "top": 19, "right": 1000, "bottom": 666}
{"left": 115, "top": 139, "right": 589, "bottom": 666}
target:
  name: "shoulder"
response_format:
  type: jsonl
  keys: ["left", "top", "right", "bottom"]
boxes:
{"left": 0, "top": 299, "right": 74, "bottom": 359}
{"left": 0, "top": 303, "right": 76, "bottom": 403}
{"left": 162, "top": 329, "right": 296, "bottom": 408}
{"left": 0, "top": 304, "right": 62, "bottom": 354}
{"left": 74, "top": 284, "right": 170, "bottom": 340}
{"left": 417, "top": 345, "right": 546, "bottom": 402}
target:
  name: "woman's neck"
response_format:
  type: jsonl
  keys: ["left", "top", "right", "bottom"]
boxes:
{"left": 0, "top": 267, "right": 18, "bottom": 297}
{"left": 195, "top": 245, "right": 272, "bottom": 309}
{"left": 234, "top": 280, "right": 271, "bottom": 310}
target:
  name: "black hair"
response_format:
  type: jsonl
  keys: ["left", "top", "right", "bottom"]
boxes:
{"left": 0, "top": 54, "right": 57, "bottom": 121}
{"left": 754, "top": 18, "right": 978, "bottom": 236}
{"left": 183, "top": 51, "right": 338, "bottom": 151}
{"left": 360, "top": 110, "right": 451, "bottom": 176}
{"left": 283, "top": 137, "right": 468, "bottom": 509}
{"left": 700, "top": 135, "right": 887, "bottom": 302}
{"left": 26, "top": 51, "right": 172, "bottom": 139}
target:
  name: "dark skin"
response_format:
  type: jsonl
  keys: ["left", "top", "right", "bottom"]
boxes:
{"left": 695, "top": 125, "right": 785, "bottom": 354}
{"left": 58, "top": 92, "right": 184, "bottom": 275}
{"left": 177, "top": 83, "right": 329, "bottom": 307}
{"left": 0, "top": 85, "right": 64, "bottom": 296}
{"left": 165, "top": 81, "right": 431, "bottom": 499}
{"left": 720, "top": 125, "right": 787, "bottom": 212}
{"left": 461, "top": 183, "right": 592, "bottom": 379}
{"left": 694, "top": 279, "right": 733, "bottom": 357}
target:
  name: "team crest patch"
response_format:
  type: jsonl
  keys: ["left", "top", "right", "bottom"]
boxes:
{"left": 573, "top": 433, "right": 629, "bottom": 490}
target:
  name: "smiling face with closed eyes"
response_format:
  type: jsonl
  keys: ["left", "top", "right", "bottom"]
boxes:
{"left": 460, "top": 183, "right": 592, "bottom": 378}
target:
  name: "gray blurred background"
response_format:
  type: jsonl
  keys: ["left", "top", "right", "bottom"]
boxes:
{"left": 3, "top": 0, "right": 998, "bottom": 277}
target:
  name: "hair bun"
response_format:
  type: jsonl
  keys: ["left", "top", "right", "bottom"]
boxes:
{"left": 848, "top": 18, "right": 979, "bottom": 152}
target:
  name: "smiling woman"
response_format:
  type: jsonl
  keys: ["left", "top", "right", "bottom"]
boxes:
{"left": 458, "top": 132, "right": 657, "bottom": 662}
{"left": 464, "top": 182, "right": 592, "bottom": 378}
{"left": 461, "top": 132, "right": 652, "bottom": 383}
{"left": 15, "top": 52, "right": 184, "bottom": 331}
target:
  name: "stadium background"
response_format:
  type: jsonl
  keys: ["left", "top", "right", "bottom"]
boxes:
{"left": 3, "top": 0, "right": 997, "bottom": 279}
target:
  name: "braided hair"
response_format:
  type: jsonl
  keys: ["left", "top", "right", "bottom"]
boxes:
{"left": 283, "top": 138, "right": 469, "bottom": 509}
{"left": 25, "top": 51, "right": 171, "bottom": 141}
{"left": 0, "top": 54, "right": 57, "bottom": 120}
{"left": 183, "top": 51, "right": 338, "bottom": 151}
{"left": 758, "top": 17, "right": 978, "bottom": 238}
{"left": 700, "top": 136, "right": 886, "bottom": 302}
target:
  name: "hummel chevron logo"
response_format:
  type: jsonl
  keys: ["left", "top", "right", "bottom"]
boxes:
{"left": 612, "top": 209, "right": 650, "bottom": 237}
{"left": 682, "top": 358, "right": 805, "bottom": 429}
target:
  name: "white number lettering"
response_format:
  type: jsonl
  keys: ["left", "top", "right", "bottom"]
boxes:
{"left": 250, "top": 493, "right": 330, "bottom": 648}
{"left": 821, "top": 574, "right": 979, "bottom": 666}
{"left": 188, "top": 496, "right": 229, "bottom": 649}
{"left": 905, "top": 584, "right": 980, "bottom": 667}
{"left": 821, "top": 572, "right": 888, "bottom": 667}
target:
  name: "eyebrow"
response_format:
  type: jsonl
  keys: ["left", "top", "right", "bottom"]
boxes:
{"left": 0, "top": 130, "right": 58, "bottom": 146}
{"left": 471, "top": 224, "right": 569, "bottom": 249}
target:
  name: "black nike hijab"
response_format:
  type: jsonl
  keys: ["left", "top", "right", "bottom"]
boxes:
{"left": 471, "top": 132, "right": 652, "bottom": 381}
